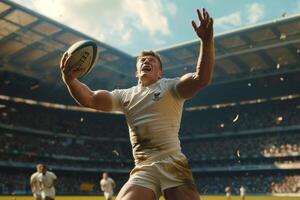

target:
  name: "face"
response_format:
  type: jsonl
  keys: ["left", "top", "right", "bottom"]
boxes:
{"left": 41, "top": 165, "right": 47, "bottom": 174}
{"left": 136, "top": 55, "right": 162, "bottom": 85}
{"left": 36, "top": 164, "right": 43, "bottom": 173}
{"left": 103, "top": 172, "right": 108, "bottom": 179}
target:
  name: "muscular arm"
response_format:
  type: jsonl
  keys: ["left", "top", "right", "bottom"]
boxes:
{"left": 52, "top": 179, "right": 57, "bottom": 187}
{"left": 30, "top": 179, "right": 35, "bottom": 192}
{"left": 176, "top": 8, "right": 215, "bottom": 99}
{"left": 66, "top": 79, "right": 113, "bottom": 112}
{"left": 60, "top": 53, "right": 113, "bottom": 112}
{"left": 100, "top": 182, "right": 104, "bottom": 191}
{"left": 112, "top": 179, "right": 116, "bottom": 189}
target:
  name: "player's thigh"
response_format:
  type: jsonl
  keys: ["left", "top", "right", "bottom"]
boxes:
{"left": 164, "top": 185, "right": 200, "bottom": 200}
{"left": 116, "top": 182, "right": 156, "bottom": 200}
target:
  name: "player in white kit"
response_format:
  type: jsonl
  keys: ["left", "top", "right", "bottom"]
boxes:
{"left": 60, "top": 6, "right": 214, "bottom": 200}
{"left": 100, "top": 172, "right": 116, "bottom": 200}
{"left": 30, "top": 164, "right": 43, "bottom": 200}
{"left": 225, "top": 186, "right": 231, "bottom": 200}
{"left": 240, "top": 185, "right": 246, "bottom": 200}
{"left": 37, "top": 165, "right": 57, "bottom": 200}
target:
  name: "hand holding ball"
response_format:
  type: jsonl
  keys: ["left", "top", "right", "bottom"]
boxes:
{"left": 60, "top": 40, "right": 98, "bottom": 83}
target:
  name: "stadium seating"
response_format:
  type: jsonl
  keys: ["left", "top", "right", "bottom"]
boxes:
{"left": 0, "top": 97, "right": 299, "bottom": 195}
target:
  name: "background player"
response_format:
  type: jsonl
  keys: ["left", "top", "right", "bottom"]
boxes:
{"left": 240, "top": 185, "right": 246, "bottom": 200}
{"left": 225, "top": 186, "right": 231, "bottom": 200}
{"left": 30, "top": 164, "right": 43, "bottom": 200}
{"left": 100, "top": 172, "right": 116, "bottom": 200}
{"left": 37, "top": 165, "right": 57, "bottom": 200}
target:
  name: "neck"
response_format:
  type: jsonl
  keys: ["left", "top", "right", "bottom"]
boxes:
{"left": 138, "top": 77, "right": 160, "bottom": 87}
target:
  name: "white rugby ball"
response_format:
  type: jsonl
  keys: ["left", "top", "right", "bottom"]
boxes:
{"left": 66, "top": 40, "right": 98, "bottom": 78}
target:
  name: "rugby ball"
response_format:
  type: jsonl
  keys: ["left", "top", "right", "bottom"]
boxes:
{"left": 66, "top": 40, "right": 98, "bottom": 78}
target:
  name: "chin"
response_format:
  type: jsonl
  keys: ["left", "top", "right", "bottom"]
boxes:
{"left": 140, "top": 73, "right": 151, "bottom": 79}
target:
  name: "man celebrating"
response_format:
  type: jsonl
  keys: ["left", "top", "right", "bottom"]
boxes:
{"left": 100, "top": 172, "right": 116, "bottom": 200}
{"left": 60, "top": 7, "right": 214, "bottom": 200}
{"left": 30, "top": 164, "right": 43, "bottom": 200}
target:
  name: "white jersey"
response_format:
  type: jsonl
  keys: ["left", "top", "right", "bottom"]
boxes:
{"left": 100, "top": 177, "right": 115, "bottom": 193}
{"left": 37, "top": 171, "right": 57, "bottom": 198}
{"left": 30, "top": 172, "right": 41, "bottom": 194}
{"left": 240, "top": 187, "right": 246, "bottom": 196}
{"left": 111, "top": 78, "right": 184, "bottom": 164}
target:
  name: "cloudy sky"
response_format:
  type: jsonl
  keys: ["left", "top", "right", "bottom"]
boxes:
{"left": 12, "top": 0, "right": 300, "bottom": 55}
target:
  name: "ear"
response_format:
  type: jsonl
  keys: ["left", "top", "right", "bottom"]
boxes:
{"left": 135, "top": 70, "right": 138, "bottom": 78}
{"left": 158, "top": 70, "right": 163, "bottom": 79}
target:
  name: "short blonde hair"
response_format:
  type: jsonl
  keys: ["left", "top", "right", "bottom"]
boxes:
{"left": 137, "top": 50, "right": 162, "bottom": 70}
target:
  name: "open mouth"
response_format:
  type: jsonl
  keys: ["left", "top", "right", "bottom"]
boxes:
{"left": 141, "top": 65, "right": 152, "bottom": 72}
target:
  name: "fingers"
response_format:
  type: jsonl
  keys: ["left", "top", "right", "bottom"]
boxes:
{"left": 71, "top": 65, "right": 85, "bottom": 79}
{"left": 196, "top": 8, "right": 212, "bottom": 27}
{"left": 60, "top": 52, "right": 74, "bottom": 75}
{"left": 64, "top": 54, "right": 72, "bottom": 69}
{"left": 203, "top": 8, "right": 212, "bottom": 28}
{"left": 197, "top": 9, "right": 204, "bottom": 24}
{"left": 192, "top": 20, "right": 198, "bottom": 31}
{"left": 208, "top": 18, "right": 214, "bottom": 28}
{"left": 63, "top": 55, "right": 75, "bottom": 74}
{"left": 192, "top": 7, "right": 214, "bottom": 39}
{"left": 60, "top": 52, "right": 68, "bottom": 69}
{"left": 203, "top": 8, "right": 210, "bottom": 22}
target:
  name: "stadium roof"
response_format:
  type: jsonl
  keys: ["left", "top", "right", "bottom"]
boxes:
{"left": 0, "top": 0, "right": 300, "bottom": 90}
{"left": 0, "top": 0, "right": 136, "bottom": 89}
{"left": 158, "top": 15, "right": 300, "bottom": 83}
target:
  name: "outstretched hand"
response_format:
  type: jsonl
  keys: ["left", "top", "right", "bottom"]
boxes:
{"left": 192, "top": 8, "right": 214, "bottom": 41}
{"left": 60, "top": 52, "right": 85, "bottom": 84}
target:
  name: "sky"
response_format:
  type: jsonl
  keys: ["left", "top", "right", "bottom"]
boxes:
{"left": 12, "top": 0, "right": 300, "bottom": 55}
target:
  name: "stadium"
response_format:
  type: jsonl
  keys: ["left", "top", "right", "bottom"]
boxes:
{"left": 0, "top": 0, "right": 300, "bottom": 199}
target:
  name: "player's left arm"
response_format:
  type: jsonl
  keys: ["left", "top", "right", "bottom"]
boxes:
{"left": 53, "top": 179, "right": 57, "bottom": 187}
{"left": 176, "top": 8, "right": 214, "bottom": 99}
{"left": 52, "top": 173, "right": 57, "bottom": 187}
{"left": 112, "top": 179, "right": 116, "bottom": 189}
{"left": 100, "top": 181, "right": 104, "bottom": 191}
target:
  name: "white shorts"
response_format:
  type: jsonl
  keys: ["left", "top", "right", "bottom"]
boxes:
{"left": 128, "top": 152, "right": 196, "bottom": 199}
{"left": 41, "top": 188, "right": 55, "bottom": 199}
{"left": 104, "top": 191, "right": 113, "bottom": 199}
{"left": 33, "top": 192, "right": 41, "bottom": 199}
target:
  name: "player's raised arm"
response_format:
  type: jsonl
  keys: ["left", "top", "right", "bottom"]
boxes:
{"left": 60, "top": 52, "right": 113, "bottom": 112}
{"left": 176, "top": 8, "right": 215, "bottom": 99}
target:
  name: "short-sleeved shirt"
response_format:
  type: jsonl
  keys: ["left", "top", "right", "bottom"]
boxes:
{"left": 240, "top": 187, "right": 246, "bottom": 195}
{"left": 30, "top": 172, "right": 41, "bottom": 193}
{"left": 111, "top": 78, "right": 185, "bottom": 164}
{"left": 37, "top": 171, "right": 57, "bottom": 190}
{"left": 100, "top": 177, "right": 115, "bottom": 193}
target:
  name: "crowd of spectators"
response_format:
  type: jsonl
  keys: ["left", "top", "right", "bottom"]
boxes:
{"left": 0, "top": 132, "right": 133, "bottom": 169}
{"left": 1, "top": 128, "right": 300, "bottom": 170}
{"left": 194, "top": 172, "right": 300, "bottom": 194}
{"left": 1, "top": 97, "right": 300, "bottom": 139}
{"left": 271, "top": 175, "right": 300, "bottom": 193}
{"left": 0, "top": 96, "right": 300, "bottom": 195}
{"left": 0, "top": 100, "right": 128, "bottom": 138}
{"left": 182, "top": 133, "right": 300, "bottom": 161}
{"left": 181, "top": 97, "right": 300, "bottom": 136}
